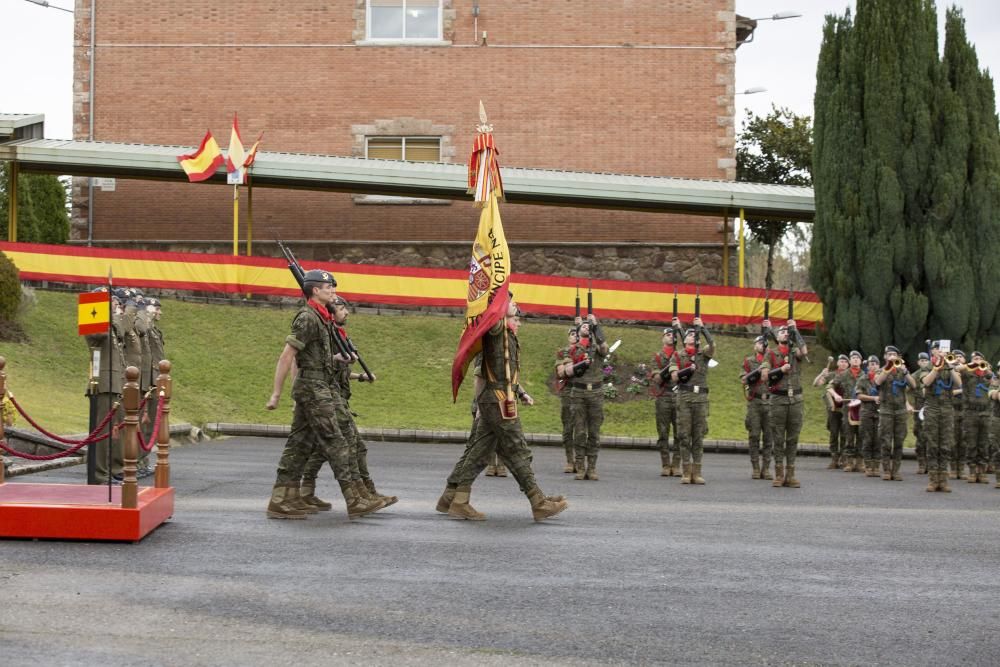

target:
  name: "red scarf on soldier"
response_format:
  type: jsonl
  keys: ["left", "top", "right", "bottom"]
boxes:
{"left": 308, "top": 299, "right": 332, "bottom": 322}
{"left": 850, "top": 367, "right": 860, "bottom": 379}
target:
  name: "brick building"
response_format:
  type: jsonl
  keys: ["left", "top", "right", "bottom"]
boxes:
{"left": 72, "top": 0, "right": 743, "bottom": 283}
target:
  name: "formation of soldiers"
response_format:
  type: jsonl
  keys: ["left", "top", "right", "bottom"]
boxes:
{"left": 84, "top": 287, "right": 165, "bottom": 483}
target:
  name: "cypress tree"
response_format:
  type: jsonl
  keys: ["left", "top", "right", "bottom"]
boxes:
{"left": 0, "top": 164, "right": 68, "bottom": 244}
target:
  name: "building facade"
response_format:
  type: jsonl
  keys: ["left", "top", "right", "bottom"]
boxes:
{"left": 72, "top": 0, "right": 740, "bottom": 284}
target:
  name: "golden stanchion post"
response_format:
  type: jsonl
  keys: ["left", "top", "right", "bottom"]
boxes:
{"left": 0, "top": 355, "right": 6, "bottom": 484}
{"left": 154, "top": 360, "right": 172, "bottom": 489}
{"left": 121, "top": 366, "right": 140, "bottom": 509}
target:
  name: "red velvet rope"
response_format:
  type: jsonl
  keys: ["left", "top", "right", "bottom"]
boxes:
{"left": 7, "top": 393, "right": 118, "bottom": 446}
{"left": 136, "top": 393, "right": 165, "bottom": 453}
{"left": 0, "top": 434, "right": 95, "bottom": 461}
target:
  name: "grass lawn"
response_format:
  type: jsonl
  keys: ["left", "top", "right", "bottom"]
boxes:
{"left": 1, "top": 290, "right": 845, "bottom": 444}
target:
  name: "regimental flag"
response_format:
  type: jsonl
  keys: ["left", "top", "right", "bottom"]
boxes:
{"left": 78, "top": 291, "right": 110, "bottom": 336}
{"left": 225, "top": 114, "right": 246, "bottom": 183}
{"left": 177, "top": 130, "right": 224, "bottom": 182}
{"left": 244, "top": 131, "right": 264, "bottom": 170}
{"left": 451, "top": 110, "right": 511, "bottom": 400}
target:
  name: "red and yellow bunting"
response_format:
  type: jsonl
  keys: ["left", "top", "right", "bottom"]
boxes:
{"left": 2, "top": 242, "right": 823, "bottom": 329}
{"left": 77, "top": 291, "right": 109, "bottom": 336}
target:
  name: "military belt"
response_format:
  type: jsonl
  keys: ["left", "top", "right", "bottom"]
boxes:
{"left": 965, "top": 403, "right": 991, "bottom": 412}
{"left": 677, "top": 385, "right": 709, "bottom": 394}
{"left": 568, "top": 381, "right": 599, "bottom": 391}
{"left": 771, "top": 387, "right": 803, "bottom": 397}
{"left": 297, "top": 369, "right": 328, "bottom": 380}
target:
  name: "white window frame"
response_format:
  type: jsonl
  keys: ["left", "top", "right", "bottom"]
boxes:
{"left": 356, "top": 136, "right": 450, "bottom": 205}
{"left": 364, "top": 136, "right": 442, "bottom": 162}
{"left": 363, "top": 0, "right": 445, "bottom": 44}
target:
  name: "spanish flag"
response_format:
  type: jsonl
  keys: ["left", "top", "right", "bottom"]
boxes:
{"left": 225, "top": 114, "right": 245, "bottom": 182}
{"left": 243, "top": 131, "right": 264, "bottom": 170}
{"left": 177, "top": 130, "right": 224, "bottom": 182}
{"left": 78, "top": 291, "right": 110, "bottom": 336}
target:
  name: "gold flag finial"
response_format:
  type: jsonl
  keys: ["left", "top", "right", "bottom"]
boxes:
{"left": 476, "top": 100, "right": 493, "bottom": 134}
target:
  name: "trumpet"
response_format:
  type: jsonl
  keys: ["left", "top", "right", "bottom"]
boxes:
{"left": 891, "top": 358, "right": 904, "bottom": 370}
{"left": 966, "top": 360, "right": 992, "bottom": 372}
{"left": 944, "top": 353, "right": 957, "bottom": 365}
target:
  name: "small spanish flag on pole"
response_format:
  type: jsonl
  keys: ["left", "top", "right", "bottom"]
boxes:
{"left": 176, "top": 130, "right": 224, "bottom": 182}
{"left": 78, "top": 290, "right": 110, "bottom": 336}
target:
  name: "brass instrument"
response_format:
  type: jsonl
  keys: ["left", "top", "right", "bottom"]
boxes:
{"left": 891, "top": 358, "right": 904, "bottom": 370}
{"left": 944, "top": 353, "right": 957, "bottom": 365}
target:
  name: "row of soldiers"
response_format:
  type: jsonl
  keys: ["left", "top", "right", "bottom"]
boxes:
{"left": 84, "top": 287, "right": 165, "bottom": 483}
{"left": 814, "top": 345, "right": 1000, "bottom": 491}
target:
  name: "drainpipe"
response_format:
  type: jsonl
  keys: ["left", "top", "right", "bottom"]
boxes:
{"left": 87, "top": 0, "right": 95, "bottom": 245}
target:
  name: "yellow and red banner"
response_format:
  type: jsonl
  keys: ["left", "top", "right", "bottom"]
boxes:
{"left": 225, "top": 114, "right": 245, "bottom": 182}
{"left": 177, "top": 130, "right": 224, "bottom": 182}
{"left": 77, "top": 291, "right": 109, "bottom": 336}
{"left": 1, "top": 242, "right": 824, "bottom": 328}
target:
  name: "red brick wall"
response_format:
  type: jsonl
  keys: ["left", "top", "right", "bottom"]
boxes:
{"left": 73, "top": 0, "right": 736, "bottom": 246}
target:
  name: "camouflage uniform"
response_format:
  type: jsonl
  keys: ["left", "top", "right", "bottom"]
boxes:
{"left": 990, "top": 375, "right": 1000, "bottom": 487}
{"left": 958, "top": 364, "right": 993, "bottom": 482}
{"left": 84, "top": 309, "right": 126, "bottom": 483}
{"left": 923, "top": 360, "right": 959, "bottom": 491}
{"left": 910, "top": 364, "right": 930, "bottom": 473}
{"left": 832, "top": 366, "right": 863, "bottom": 470}
{"left": 567, "top": 338, "right": 606, "bottom": 478}
{"left": 876, "top": 362, "right": 911, "bottom": 480}
{"left": 854, "top": 366, "right": 881, "bottom": 474}
{"left": 741, "top": 348, "right": 771, "bottom": 479}
{"left": 555, "top": 345, "right": 575, "bottom": 471}
{"left": 653, "top": 341, "right": 680, "bottom": 475}
{"left": 821, "top": 372, "right": 845, "bottom": 467}
{"left": 767, "top": 340, "right": 804, "bottom": 484}
{"left": 670, "top": 330, "right": 714, "bottom": 483}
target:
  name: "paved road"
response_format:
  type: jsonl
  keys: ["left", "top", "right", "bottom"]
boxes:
{"left": 2, "top": 438, "right": 999, "bottom": 666}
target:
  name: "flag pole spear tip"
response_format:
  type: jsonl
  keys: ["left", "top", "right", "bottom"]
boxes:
{"left": 476, "top": 101, "right": 493, "bottom": 134}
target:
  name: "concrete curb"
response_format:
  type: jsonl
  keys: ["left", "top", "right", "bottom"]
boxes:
{"left": 202, "top": 422, "right": 918, "bottom": 460}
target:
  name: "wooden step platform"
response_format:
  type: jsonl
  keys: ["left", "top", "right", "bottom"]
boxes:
{"left": 0, "top": 482, "right": 174, "bottom": 542}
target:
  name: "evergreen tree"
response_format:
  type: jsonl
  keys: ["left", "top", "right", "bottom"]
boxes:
{"left": 0, "top": 164, "right": 69, "bottom": 244}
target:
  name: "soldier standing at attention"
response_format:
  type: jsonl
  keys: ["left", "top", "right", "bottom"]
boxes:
{"left": 854, "top": 355, "right": 882, "bottom": 476}
{"left": 134, "top": 295, "right": 155, "bottom": 477}
{"left": 85, "top": 288, "right": 127, "bottom": 484}
{"left": 264, "top": 270, "right": 383, "bottom": 520}
{"left": 651, "top": 320, "right": 682, "bottom": 477}
{"left": 909, "top": 352, "right": 931, "bottom": 474}
{"left": 874, "top": 346, "right": 916, "bottom": 481}
{"left": 923, "top": 342, "right": 961, "bottom": 492}
{"left": 987, "top": 367, "right": 1000, "bottom": 488}
{"left": 765, "top": 321, "right": 806, "bottom": 488}
{"left": 670, "top": 317, "right": 715, "bottom": 485}
{"left": 740, "top": 335, "right": 772, "bottom": 480}
{"left": 958, "top": 351, "right": 993, "bottom": 484}
{"left": 565, "top": 315, "right": 609, "bottom": 481}
{"left": 444, "top": 297, "right": 568, "bottom": 522}
{"left": 950, "top": 350, "right": 968, "bottom": 479}
{"left": 838, "top": 351, "right": 865, "bottom": 472}
{"left": 555, "top": 327, "right": 579, "bottom": 473}
{"left": 815, "top": 357, "right": 844, "bottom": 469}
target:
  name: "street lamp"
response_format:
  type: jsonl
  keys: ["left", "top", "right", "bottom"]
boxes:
{"left": 23, "top": 0, "right": 73, "bottom": 13}
{"left": 736, "top": 10, "right": 802, "bottom": 46}
{"left": 736, "top": 86, "right": 768, "bottom": 95}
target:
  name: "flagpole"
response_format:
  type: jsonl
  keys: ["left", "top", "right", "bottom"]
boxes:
{"left": 246, "top": 170, "right": 253, "bottom": 258}
{"left": 232, "top": 184, "right": 239, "bottom": 256}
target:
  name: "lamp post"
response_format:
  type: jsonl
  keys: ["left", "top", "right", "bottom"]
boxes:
{"left": 736, "top": 87, "right": 768, "bottom": 95}
{"left": 737, "top": 11, "right": 802, "bottom": 46}
{"left": 23, "top": 0, "right": 73, "bottom": 13}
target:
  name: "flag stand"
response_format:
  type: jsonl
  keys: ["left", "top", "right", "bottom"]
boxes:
{"left": 232, "top": 184, "right": 239, "bottom": 257}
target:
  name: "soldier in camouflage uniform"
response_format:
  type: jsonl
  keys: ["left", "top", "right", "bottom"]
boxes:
{"left": 988, "top": 368, "right": 1000, "bottom": 488}
{"left": 444, "top": 297, "right": 568, "bottom": 521}
{"left": 300, "top": 296, "right": 397, "bottom": 511}
{"left": 556, "top": 327, "right": 578, "bottom": 473}
{"left": 565, "top": 315, "right": 609, "bottom": 480}
{"left": 264, "top": 270, "right": 383, "bottom": 520}
{"left": 950, "top": 350, "right": 968, "bottom": 479}
{"left": 651, "top": 320, "right": 682, "bottom": 476}
{"left": 831, "top": 352, "right": 864, "bottom": 472}
{"left": 84, "top": 288, "right": 127, "bottom": 484}
{"left": 923, "top": 342, "right": 961, "bottom": 492}
{"left": 874, "top": 346, "right": 916, "bottom": 481}
{"left": 764, "top": 320, "right": 807, "bottom": 488}
{"left": 958, "top": 351, "right": 993, "bottom": 484}
{"left": 740, "top": 335, "right": 772, "bottom": 480}
{"left": 909, "top": 352, "right": 931, "bottom": 474}
{"left": 669, "top": 317, "right": 715, "bottom": 485}
{"left": 854, "top": 356, "right": 882, "bottom": 476}
{"left": 815, "top": 357, "right": 844, "bottom": 469}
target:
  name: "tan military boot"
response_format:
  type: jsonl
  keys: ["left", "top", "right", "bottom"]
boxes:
{"left": 364, "top": 478, "right": 398, "bottom": 507}
{"left": 564, "top": 452, "right": 576, "bottom": 473}
{"left": 300, "top": 481, "right": 333, "bottom": 511}
{"left": 978, "top": 465, "right": 990, "bottom": 484}
{"left": 692, "top": 463, "right": 705, "bottom": 485}
{"left": 495, "top": 463, "right": 508, "bottom": 477}
{"left": 967, "top": 465, "right": 979, "bottom": 483}
{"left": 751, "top": 459, "right": 761, "bottom": 480}
{"left": 785, "top": 465, "right": 800, "bottom": 488}
{"left": 436, "top": 486, "right": 456, "bottom": 513}
{"left": 681, "top": 462, "right": 692, "bottom": 484}
{"left": 926, "top": 471, "right": 937, "bottom": 492}
{"left": 485, "top": 464, "right": 497, "bottom": 476}
{"left": 772, "top": 463, "right": 785, "bottom": 488}
{"left": 994, "top": 470, "right": 1000, "bottom": 488}
{"left": 938, "top": 471, "right": 952, "bottom": 493}
{"left": 761, "top": 458, "right": 773, "bottom": 480}
{"left": 855, "top": 457, "right": 866, "bottom": 473}
{"left": 668, "top": 453, "right": 680, "bottom": 476}
{"left": 660, "top": 452, "right": 671, "bottom": 477}
{"left": 843, "top": 457, "right": 855, "bottom": 473}
{"left": 287, "top": 484, "right": 319, "bottom": 514}
{"left": 917, "top": 458, "right": 927, "bottom": 474}
{"left": 574, "top": 457, "right": 586, "bottom": 480}
{"left": 266, "top": 483, "right": 310, "bottom": 519}
{"left": 586, "top": 456, "right": 599, "bottom": 481}
{"left": 881, "top": 459, "right": 892, "bottom": 481}
{"left": 527, "top": 487, "right": 568, "bottom": 522}
{"left": 448, "top": 485, "right": 486, "bottom": 520}
{"left": 827, "top": 454, "right": 839, "bottom": 470}
{"left": 340, "top": 480, "right": 384, "bottom": 519}
{"left": 891, "top": 460, "right": 903, "bottom": 481}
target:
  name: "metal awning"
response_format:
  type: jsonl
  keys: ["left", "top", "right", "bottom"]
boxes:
{"left": 0, "top": 137, "right": 815, "bottom": 221}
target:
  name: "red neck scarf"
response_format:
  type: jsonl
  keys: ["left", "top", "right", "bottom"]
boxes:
{"left": 755, "top": 352, "right": 765, "bottom": 362}
{"left": 779, "top": 344, "right": 789, "bottom": 357}
{"left": 850, "top": 367, "right": 860, "bottom": 379}
{"left": 308, "top": 299, "right": 332, "bottom": 322}
{"left": 685, "top": 345, "right": 696, "bottom": 356}
{"left": 662, "top": 344, "right": 675, "bottom": 357}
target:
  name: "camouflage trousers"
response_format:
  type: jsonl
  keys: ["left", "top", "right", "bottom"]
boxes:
{"left": 301, "top": 398, "right": 368, "bottom": 483}
{"left": 923, "top": 405, "right": 954, "bottom": 474}
{"left": 560, "top": 392, "right": 575, "bottom": 462}
{"left": 859, "top": 407, "right": 879, "bottom": 461}
{"left": 655, "top": 393, "right": 678, "bottom": 465}
{"left": 827, "top": 408, "right": 845, "bottom": 457}
{"left": 842, "top": 409, "right": 861, "bottom": 458}
{"left": 912, "top": 410, "right": 925, "bottom": 461}
{"left": 744, "top": 397, "right": 771, "bottom": 464}
{"left": 769, "top": 396, "right": 803, "bottom": 467}
{"left": 676, "top": 395, "right": 708, "bottom": 464}
{"left": 951, "top": 410, "right": 966, "bottom": 471}
{"left": 90, "top": 391, "right": 122, "bottom": 483}
{"left": 878, "top": 409, "right": 908, "bottom": 463}
{"left": 962, "top": 407, "right": 991, "bottom": 468}
{"left": 570, "top": 388, "right": 605, "bottom": 461}
{"left": 445, "top": 414, "right": 514, "bottom": 486}
{"left": 274, "top": 379, "right": 352, "bottom": 485}
{"left": 448, "top": 394, "right": 537, "bottom": 493}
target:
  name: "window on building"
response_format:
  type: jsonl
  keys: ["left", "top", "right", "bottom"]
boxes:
{"left": 366, "top": 137, "right": 441, "bottom": 162}
{"left": 368, "top": 0, "right": 442, "bottom": 41}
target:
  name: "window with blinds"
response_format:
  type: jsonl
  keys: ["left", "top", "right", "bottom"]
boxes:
{"left": 368, "top": 0, "right": 441, "bottom": 40}
{"left": 366, "top": 137, "right": 441, "bottom": 162}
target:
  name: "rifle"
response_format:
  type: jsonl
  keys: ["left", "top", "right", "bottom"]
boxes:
{"left": 586, "top": 280, "right": 605, "bottom": 345}
{"left": 787, "top": 286, "right": 808, "bottom": 355}
{"left": 277, "top": 241, "right": 375, "bottom": 382}
{"left": 575, "top": 284, "right": 581, "bottom": 320}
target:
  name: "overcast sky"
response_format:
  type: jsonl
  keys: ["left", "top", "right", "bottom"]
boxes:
{"left": 1, "top": 0, "right": 999, "bottom": 141}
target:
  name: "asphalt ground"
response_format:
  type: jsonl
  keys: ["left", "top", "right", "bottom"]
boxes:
{"left": 2, "top": 437, "right": 999, "bottom": 666}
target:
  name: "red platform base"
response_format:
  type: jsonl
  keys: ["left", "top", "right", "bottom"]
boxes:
{"left": 0, "top": 482, "right": 174, "bottom": 542}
